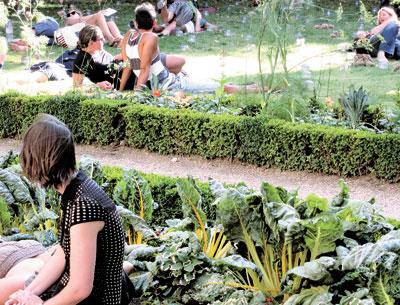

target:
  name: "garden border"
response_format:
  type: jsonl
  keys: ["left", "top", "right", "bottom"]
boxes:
{"left": 0, "top": 92, "right": 399, "bottom": 182}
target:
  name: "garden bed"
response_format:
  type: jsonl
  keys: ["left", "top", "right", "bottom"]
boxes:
{"left": 1, "top": 153, "right": 399, "bottom": 304}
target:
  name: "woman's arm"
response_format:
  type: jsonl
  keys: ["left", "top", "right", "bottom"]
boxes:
{"left": 25, "top": 245, "right": 65, "bottom": 296}
{"left": 44, "top": 221, "right": 104, "bottom": 305}
{"left": 369, "top": 19, "right": 396, "bottom": 35}
{"left": 119, "top": 31, "right": 132, "bottom": 91}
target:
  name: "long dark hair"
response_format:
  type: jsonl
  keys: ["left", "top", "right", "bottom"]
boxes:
{"left": 20, "top": 114, "right": 76, "bottom": 188}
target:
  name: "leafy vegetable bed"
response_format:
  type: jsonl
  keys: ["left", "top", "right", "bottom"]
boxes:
{"left": 1, "top": 152, "right": 399, "bottom": 305}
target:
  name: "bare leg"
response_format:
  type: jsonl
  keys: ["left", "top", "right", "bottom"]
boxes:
{"left": 0, "top": 276, "right": 26, "bottom": 304}
{"left": 83, "top": 12, "right": 115, "bottom": 43}
{"left": 224, "top": 83, "right": 261, "bottom": 94}
{"left": 165, "top": 54, "right": 185, "bottom": 74}
{"left": 107, "top": 21, "right": 123, "bottom": 40}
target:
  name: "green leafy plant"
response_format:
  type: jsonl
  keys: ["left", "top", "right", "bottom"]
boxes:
{"left": 177, "top": 178, "right": 232, "bottom": 259}
{"left": 0, "top": 197, "right": 12, "bottom": 234}
{"left": 338, "top": 86, "right": 370, "bottom": 129}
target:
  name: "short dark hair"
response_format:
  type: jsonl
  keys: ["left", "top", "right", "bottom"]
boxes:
{"left": 135, "top": 8, "right": 154, "bottom": 30}
{"left": 20, "top": 114, "right": 76, "bottom": 188}
{"left": 78, "top": 25, "right": 99, "bottom": 49}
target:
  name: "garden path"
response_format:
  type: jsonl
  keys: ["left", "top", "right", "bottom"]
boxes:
{"left": 1, "top": 138, "right": 399, "bottom": 220}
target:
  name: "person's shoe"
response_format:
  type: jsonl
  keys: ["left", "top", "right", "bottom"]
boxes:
{"left": 156, "top": 0, "right": 166, "bottom": 10}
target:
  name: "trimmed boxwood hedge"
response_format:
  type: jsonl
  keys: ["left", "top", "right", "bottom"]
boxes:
{"left": 0, "top": 92, "right": 399, "bottom": 182}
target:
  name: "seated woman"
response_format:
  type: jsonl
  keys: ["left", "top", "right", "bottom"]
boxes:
{"left": 5, "top": 114, "right": 134, "bottom": 305}
{"left": 119, "top": 7, "right": 269, "bottom": 94}
{"left": 73, "top": 25, "right": 186, "bottom": 91}
{"left": 63, "top": 8, "right": 123, "bottom": 47}
{"left": 355, "top": 7, "right": 400, "bottom": 64}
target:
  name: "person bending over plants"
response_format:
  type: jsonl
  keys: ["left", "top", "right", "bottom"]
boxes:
{"left": 354, "top": 7, "right": 400, "bottom": 65}
{"left": 5, "top": 114, "right": 134, "bottom": 305}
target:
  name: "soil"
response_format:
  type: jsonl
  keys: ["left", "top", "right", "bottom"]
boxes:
{"left": 1, "top": 138, "right": 399, "bottom": 220}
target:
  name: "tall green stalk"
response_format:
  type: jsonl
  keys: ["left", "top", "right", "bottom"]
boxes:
{"left": 257, "top": 0, "right": 292, "bottom": 109}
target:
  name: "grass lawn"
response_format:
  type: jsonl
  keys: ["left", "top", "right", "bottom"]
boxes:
{"left": 2, "top": 0, "right": 399, "bottom": 110}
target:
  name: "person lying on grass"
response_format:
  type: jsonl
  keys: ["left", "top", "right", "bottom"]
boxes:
{"left": 73, "top": 25, "right": 186, "bottom": 91}
{"left": 5, "top": 114, "right": 135, "bottom": 305}
{"left": 61, "top": 8, "right": 123, "bottom": 47}
{"left": 354, "top": 6, "right": 400, "bottom": 64}
{"left": 0, "top": 240, "right": 134, "bottom": 305}
{"left": 119, "top": 6, "right": 269, "bottom": 94}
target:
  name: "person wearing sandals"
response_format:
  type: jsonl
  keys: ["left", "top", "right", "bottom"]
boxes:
{"left": 63, "top": 8, "right": 123, "bottom": 47}
{"left": 5, "top": 114, "right": 135, "bottom": 305}
{"left": 355, "top": 7, "right": 400, "bottom": 66}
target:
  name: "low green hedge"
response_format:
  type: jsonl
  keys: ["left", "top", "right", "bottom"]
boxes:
{"left": 1, "top": 92, "right": 399, "bottom": 182}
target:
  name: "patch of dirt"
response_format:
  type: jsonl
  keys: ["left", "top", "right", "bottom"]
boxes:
{"left": 1, "top": 138, "right": 399, "bottom": 220}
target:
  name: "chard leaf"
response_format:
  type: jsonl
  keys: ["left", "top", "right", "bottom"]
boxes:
{"left": 0, "top": 168, "right": 33, "bottom": 204}
{"left": 288, "top": 256, "right": 336, "bottom": 282}
{"left": 0, "top": 180, "right": 15, "bottom": 205}
{"left": 211, "top": 181, "right": 245, "bottom": 243}
{"left": 263, "top": 201, "right": 303, "bottom": 243}
{"left": 130, "top": 271, "right": 153, "bottom": 292}
{"left": 176, "top": 177, "right": 207, "bottom": 232}
{"left": 284, "top": 286, "right": 333, "bottom": 305}
{"left": 342, "top": 231, "right": 400, "bottom": 270}
{"left": 165, "top": 218, "right": 193, "bottom": 231}
{"left": 116, "top": 205, "right": 156, "bottom": 240}
{"left": 213, "top": 255, "right": 257, "bottom": 271}
{"left": 370, "top": 271, "right": 395, "bottom": 305}
{"left": 299, "top": 193, "right": 330, "bottom": 218}
{"left": 0, "top": 151, "right": 19, "bottom": 169}
{"left": 302, "top": 215, "right": 344, "bottom": 260}
{"left": 113, "top": 169, "right": 154, "bottom": 222}
{"left": 125, "top": 244, "right": 162, "bottom": 261}
{"left": 261, "top": 182, "right": 284, "bottom": 203}
{"left": 339, "top": 288, "right": 375, "bottom": 305}
{"left": 79, "top": 155, "right": 104, "bottom": 182}
{"left": 331, "top": 180, "right": 350, "bottom": 207}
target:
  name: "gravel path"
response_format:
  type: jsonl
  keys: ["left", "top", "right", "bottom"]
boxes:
{"left": 1, "top": 138, "right": 399, "bottom": 219}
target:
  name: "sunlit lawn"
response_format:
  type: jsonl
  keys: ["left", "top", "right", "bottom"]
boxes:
{"left": 3, "top": 0, "right": 399, "bottom": 109}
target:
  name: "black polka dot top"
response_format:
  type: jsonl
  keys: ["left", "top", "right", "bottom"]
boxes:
{"left": 59, "top": 171, "right": 126, "bottom": 305}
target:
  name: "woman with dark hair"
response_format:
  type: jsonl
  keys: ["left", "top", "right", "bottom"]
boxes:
{"left": 6, "top": 114, "right": 133, "bottom": 305}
